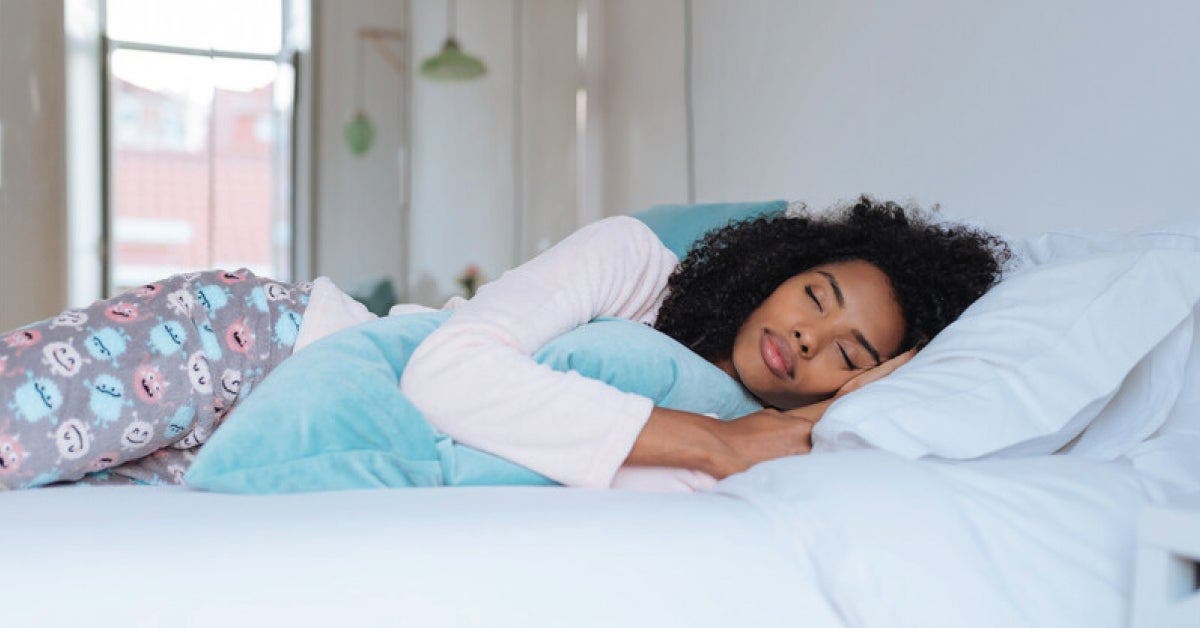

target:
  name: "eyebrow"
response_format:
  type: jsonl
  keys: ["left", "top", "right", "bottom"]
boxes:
{"left": 819, "top": 270, "right": 882, "bottom": 366}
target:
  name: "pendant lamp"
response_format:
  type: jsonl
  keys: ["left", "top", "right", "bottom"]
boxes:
{"left": 420, "top": 0, "right": 487, "bottom": 81}
{"left": 343, "top": 35, "right": 375, "bottom": 155}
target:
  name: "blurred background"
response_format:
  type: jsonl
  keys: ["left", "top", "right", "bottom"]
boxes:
{"left": 1, "top": 0, "right": 1198, "bottom": 330}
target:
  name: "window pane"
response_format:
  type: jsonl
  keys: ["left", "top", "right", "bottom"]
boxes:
{"left": 110, "top": 49, "right": 213, "bottom": 290}
{"left": 210, "top": 58, "right": 289, "bottom": 278}
{"left": 109, "top": 50, "right": 292, "bottom": 292}
{"left": 106, "top": 0, "right": 282, "bottom": 55}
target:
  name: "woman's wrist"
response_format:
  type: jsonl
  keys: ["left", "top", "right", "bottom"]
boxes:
{"left": 625, "top": 406, "right": 728, "bottom": 474}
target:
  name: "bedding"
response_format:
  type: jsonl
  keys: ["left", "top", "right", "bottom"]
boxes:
{"left": 717, "top": 449, "right": 1184, "bottom": 627}
{"left": 0, "top": 483, "right": 837, "bottom": 628}
{"left": 6, "top": 435, "right": 1191, "bottom": 627}
{"left": 185, "top": 314, "right": 760, "bottom": 493}
{"left": 816, "top": 247, "right": 1200, "bottom": 460}
{"left": 7, "top": 211, "right": 1199, "bottom": 628}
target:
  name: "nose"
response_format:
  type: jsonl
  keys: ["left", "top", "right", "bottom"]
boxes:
{"left": 791, "top": 325, "right": 829, "bottom": 360}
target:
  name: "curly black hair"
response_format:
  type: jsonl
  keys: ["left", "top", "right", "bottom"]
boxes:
{"left": 653, "top": 196, "right": 1011, "bottom": 361}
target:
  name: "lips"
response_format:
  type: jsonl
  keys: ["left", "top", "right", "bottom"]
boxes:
{"left": 760, "top": 330, "right": 795, "bottom": 380}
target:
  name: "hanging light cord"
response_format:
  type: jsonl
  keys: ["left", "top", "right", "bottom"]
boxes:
{"left": 448, "top": 0, "right": 457, "bottom": 40}
{"left": 355, "top": 36, "right": 366, "bottom": 111}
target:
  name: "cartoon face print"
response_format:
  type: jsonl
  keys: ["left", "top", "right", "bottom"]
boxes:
{"left": 219, "top": 269, "right": 248, "bottom": 284}
{"left": 131, "top": 283, "right": 162, "bottom": 299}
{"left": 165, "top": 289, "right": 195, "bottom": 317}
{"left": 210, "top": 396, "right": 228, "bottom": 419}
{"left": 183, "top": 352, "right": 212, "bottom": 394}
{"left": 50, "top": 418, "right": 93, "bottom": 460}
{"left": 245, "top": 286, "right": 269, "bottom": 313}
{"left": 0, "top": 426, "right": 28, "bottom": 476}
{"left": 121, "top": 419, "right": 155, "bottom": 450}
{"left": 197, "top": 321, "right": 223, "bottom": 361}
{"left": 10, "top": 376, "right": 63, "bottom": 423}
{"left": 49, "top": 310, "right": 88, "bottom": 331}
{"left": 195, "top": 284, "right": 230, "bottom": 314}
{"left": 224, "top": 319, "right": 255, "bottom": 354}
{"left": 172, "top": 423, "right": 209, "bottom": 449}
{"left": 87, "top": 452, "right": 119, "bottom": 473}
{"left": 273, "top": 309, "right": 303, "bottom": 347}
{"left": 264, "top": 283, "right": 292, "bottom": 302}
{"left": 42, "top": 339, "right": 88, "bottom": 378}
{"left": 85, "top": 327, "right": 130, "bottom": 364}
{"left": 218, "top": 369, "right": 242, "bottom": 400}
{"left": 4, "top": 328, "right": 41, "bottom": 352}
{"left": 164, "top": 406, "right": 195, "bottom": 439}
{"left": 87, "top": 374, "right": 130, "bottom": 427}
{"left": 104, "top": 301, "right": 145, "bottom": 324}
{"left": 132, "top": 363, "right": 169, "bottom": 404}
{"left": 148, "top": 319, "right": 188, "bottom": 357}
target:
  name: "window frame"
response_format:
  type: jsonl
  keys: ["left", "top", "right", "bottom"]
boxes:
{"left": 98, "top": 0, "right": 302, "bottom": 295}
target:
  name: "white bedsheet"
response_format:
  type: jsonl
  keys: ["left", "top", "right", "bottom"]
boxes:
{"left": 1, "top": 485, "right": 838, "bottom": 628}
{"left": 4, "top": 447, "right": 1193, "bottom": 627}
{"left": 721, "top": 451, "right": 1185, "bottom": 628}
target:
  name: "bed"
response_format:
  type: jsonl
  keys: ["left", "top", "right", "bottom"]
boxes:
{"left": 4, "top": 483, "right": 838, "bottom": 627}
{"left": 5, "top": 437, "right": 1192, "bottom": 628}
{"left": 5, "top": 216, "right": 1199, "bottom": 627}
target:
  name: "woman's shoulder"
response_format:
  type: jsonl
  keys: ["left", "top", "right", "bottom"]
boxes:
{"left": 572, "top": 215, "right": 677, "bottom": 262}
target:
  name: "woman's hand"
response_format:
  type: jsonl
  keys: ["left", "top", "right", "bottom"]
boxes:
{"left": 626, "top": 407, "right": 814, "bottom": 480}
{"left": 835, "top": 348, "right": 918, "bottom": 398}
{"left": 703, "top": 408, "right": 815, "bottom": 478}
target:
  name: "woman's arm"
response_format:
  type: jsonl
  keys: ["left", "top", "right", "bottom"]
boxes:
{"left": 400, "top": 216, "right": 679, "bottom": 488}
{"left": 627, "top": 401, "right": 830, "bottom": 479}
{"left": 615, "top": 349, "right": 917, "bottom": 490}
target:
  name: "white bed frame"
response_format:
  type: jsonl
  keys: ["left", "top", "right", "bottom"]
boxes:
{"left": 1131, "top": 496, "right": 1200, "bottom": 628}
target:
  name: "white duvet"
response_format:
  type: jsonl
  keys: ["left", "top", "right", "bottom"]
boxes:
{"left": 719, "top": 451, "right": 1175, "bottom": 627}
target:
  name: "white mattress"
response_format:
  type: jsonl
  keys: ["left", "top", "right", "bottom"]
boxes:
{"left": 5, "top": 438, "right": 1191, "bottom": 628}
{"left": 1, "top": 484, "right": 839, "bottom": 628}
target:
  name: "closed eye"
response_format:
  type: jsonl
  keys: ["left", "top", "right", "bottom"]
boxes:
{"left": 805, "top": 286, "right": 823, "bottom": 312}
{"left": 837, "top": 344, "right": 858, "bottom": 370}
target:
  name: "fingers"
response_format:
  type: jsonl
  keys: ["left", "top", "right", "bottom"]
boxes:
{"left": 788, "top": 420, "right": 814, "bottom": 455}
{"left": 838, "top": 347, "right": 920, "bottom": 397}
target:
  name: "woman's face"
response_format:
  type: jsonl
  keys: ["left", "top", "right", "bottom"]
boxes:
{"left": 720, "top": 259, "right": 906, "bottom": 409}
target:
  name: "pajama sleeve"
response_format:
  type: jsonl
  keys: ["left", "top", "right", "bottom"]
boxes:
{"left": 399, "top": 216, "right": 679, "bottom": 488}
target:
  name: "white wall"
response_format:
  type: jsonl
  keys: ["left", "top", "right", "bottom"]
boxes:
{"left": 601, "top": 0, "right": 1200, "bottom": 235}
{"left": 407, "top": 0, "right": 580, "bottom": 306}
{"left": 312, "top": 0, "right": 408, "bottom": 292}
{"left": 408, "top": 0, "right": 517, "bottom": 305}
{"left": 516, "top": 0, "right": 579, "bottom": 261}
{"left": 596, "top": 0, "right": 688, "bottom": 216}
{"left": 0, "top": 0, "right": 68, "bottom": 331}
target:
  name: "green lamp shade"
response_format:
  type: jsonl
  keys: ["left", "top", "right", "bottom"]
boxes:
{"left": 343, "top": 111, "right": 375, "bottom": 156}
{"left": 420, "top": 38, "right": 487, "bottom": 81}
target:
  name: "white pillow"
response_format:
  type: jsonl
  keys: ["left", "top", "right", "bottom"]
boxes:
{"left": 814, "top": 247, "right": 1200, "bottom": 459}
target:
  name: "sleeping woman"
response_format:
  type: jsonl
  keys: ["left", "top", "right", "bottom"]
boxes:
{"left": 0, "top": 197, "right": 1008, "bottom": 490}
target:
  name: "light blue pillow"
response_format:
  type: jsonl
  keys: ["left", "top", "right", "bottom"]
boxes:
{"left": 186, "top": 312, "right": 762, "bottom": 493}
{"left": 631, "top": 200, "right": 787, "bottom": 258}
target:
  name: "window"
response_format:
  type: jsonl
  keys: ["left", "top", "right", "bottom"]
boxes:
{"left": 103, "top": 0, "right": 296, "bottom": 293}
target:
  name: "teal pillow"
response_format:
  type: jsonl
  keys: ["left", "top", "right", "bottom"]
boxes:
{"left": 631, "top": 200, "right": 787, "bottom": 258}
{"left": 186, "top": 312, "right": 762, "bottom": 493}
